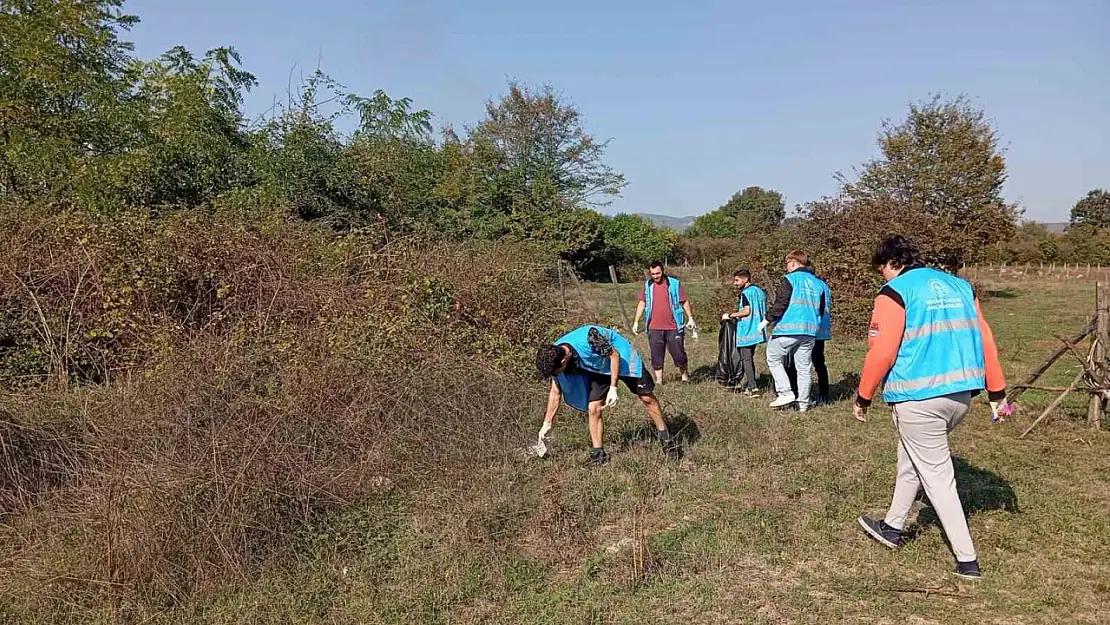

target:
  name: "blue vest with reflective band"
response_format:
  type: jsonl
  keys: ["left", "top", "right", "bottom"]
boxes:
{"left": 554, "top": 325, "right": 645, "bottom": 412}
{"left": 882, "top": 267, "right": 986, "bottom": 403}
{"left": 735, "top": 285, "right": 768, "bottom": 347}
{"left": 817, "top": 279, "right": 832, "bottom": 341}
{"left": 644, "top": 277, "right": 686, "bottom": 332}
{"left": 772, "top": 271, "right": 823, "bottom": 337}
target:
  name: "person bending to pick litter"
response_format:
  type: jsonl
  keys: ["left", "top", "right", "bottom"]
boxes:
{"left": 633, "top": 261, "right": 697, "bottom": 384}
{"left": 854, "top": 235, "right": 1007, "bottom": 581}
{"left": 534, "top": 324, "right": 678, "bottom": 465}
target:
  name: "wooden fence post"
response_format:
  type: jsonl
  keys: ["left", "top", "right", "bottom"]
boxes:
{"left": 608, "top": 265, "right": 632, "bottom": 331}
{"left": 556, "top": 260, "right": 566, "bottom": 316}
{"left": 715, "top": 259, "right": 720, "bottom": 281}
{"left": 1089, "top": 283, "right": 1109, "bottom": 429}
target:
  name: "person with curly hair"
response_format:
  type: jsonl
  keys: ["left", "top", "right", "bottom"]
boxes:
{"left": 535, "top": 324, "right": 676, "bottom": 465}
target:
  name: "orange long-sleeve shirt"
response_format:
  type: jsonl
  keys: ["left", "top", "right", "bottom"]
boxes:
{"left": 856, "top": 294, "right": 1006, "bottom": 406}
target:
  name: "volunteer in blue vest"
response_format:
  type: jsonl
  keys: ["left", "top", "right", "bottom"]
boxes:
{"left": 721, "top": 268, "right": 767, "bottom": 397}
{"left": 854, "top": 235, "right": 1007, "bottom": 581}
{"left": 785, "top": 263, "right": 832, "bottom": 405}
{"left": 535, "top": 324, "right": 679, "bottom": 465}
{"left": 762, "top": 250, "right": 826, "bottom": 412}
{"left": 633, "top": 261, "right": 696, "bottom": 384}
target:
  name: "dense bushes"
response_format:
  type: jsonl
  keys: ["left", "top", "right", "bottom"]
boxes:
{"left": 0, "top": 209, "right": 567, "bottom": 613}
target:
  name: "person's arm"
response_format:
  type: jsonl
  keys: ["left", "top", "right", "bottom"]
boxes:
{"left": 679, "top": 285, "right": 694, "bottom": 327}
{"left": 767, "top": 278, "right": 793, "bottom": 323}
{"left": 730, "top": 292, "right": 751, "bottom": 319}
{"left": 542, "top": 380, "right": 562, "bottom": 425}
{"left": 856, "top": 293, "right": 906, "bottom": 408}
{"left": 976, "top": 299, "right": 1007, "bottom": 399}
{"left": 634, "top": 288, "right": 646, "bottom": 332}
{"left": 609, "top": 350, "right": 621, "bottom": 389}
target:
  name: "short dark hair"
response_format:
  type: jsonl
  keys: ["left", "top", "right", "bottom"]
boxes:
{"left": 733, "top": 269, "right": 751, "bottom": 279}
{"left": 536, "top": 344, "right": 564, "bottom": 379}
{"left": 649, "top": 260, "right": 665, "bottom": 270}
{"left": 871, "top": 235, "right": 923, "bottom": 269}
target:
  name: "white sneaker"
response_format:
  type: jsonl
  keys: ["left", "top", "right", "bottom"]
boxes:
{"left": 769, "top": 394, "right": 796, "bottom": 408}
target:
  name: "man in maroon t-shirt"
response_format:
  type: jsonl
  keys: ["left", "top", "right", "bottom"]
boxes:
{"left": 633, "top": 261, "right": 695, "bottom": 383}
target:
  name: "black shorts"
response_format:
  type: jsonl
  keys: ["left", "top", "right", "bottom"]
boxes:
{"left": 585, "top": 369, "right": 656, "bottom": 403}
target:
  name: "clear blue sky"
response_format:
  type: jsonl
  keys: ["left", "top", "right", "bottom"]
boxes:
{"left": 126, "top": 0, "right": 1107, "bottom": 222}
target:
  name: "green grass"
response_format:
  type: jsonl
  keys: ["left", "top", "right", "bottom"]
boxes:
{"left": 8, "top": 276, "right": 1110, "bottom": 624}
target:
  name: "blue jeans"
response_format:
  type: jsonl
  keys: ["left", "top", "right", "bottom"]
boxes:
{"left": 766, "top": 335, "right": 816, "bottom": 408}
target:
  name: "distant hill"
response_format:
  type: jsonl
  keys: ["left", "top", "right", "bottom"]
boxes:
{"left": 637, "top": 213, "right": 697, "bottom": 233}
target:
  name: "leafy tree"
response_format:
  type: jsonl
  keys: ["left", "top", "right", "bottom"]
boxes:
{"left": 1069, "top": 189, "right": 1110, "bottom": 229}
{"left": 599, "top": 214, "right": 677, "bottom": 268}
{"left": 685, "top": 186, "right": 784, "bottom": 238}
{"left": 465, "top": 82, "right": 626, "bottom": 223}
{"left": 0, "top": 0, "right": 139, "bottom": 202}
{"left": 838, "top": 95, "right": 1019, "bottom": 270}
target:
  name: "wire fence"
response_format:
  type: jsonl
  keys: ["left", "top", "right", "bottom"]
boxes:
{"left": 961, "top": 262, "right": 1110, "bottom": 282}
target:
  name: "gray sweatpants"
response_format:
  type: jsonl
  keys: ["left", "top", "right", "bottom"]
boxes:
{"left": 884, "top": 391, "right": 977, "bottom": 562}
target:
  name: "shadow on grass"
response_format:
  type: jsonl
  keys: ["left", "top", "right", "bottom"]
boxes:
{"left": 985, "top": 287, "right": 1020, "bottom": 299}
{"left": 905, "top": 457, "right": 1020, "bottom": 543}
{"left": 615, "top": 412, "right": 701, "bottom": 460}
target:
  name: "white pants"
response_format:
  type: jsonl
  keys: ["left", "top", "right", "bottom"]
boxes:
{"left": 884, "top": 391, "right": 977, "bottom": 562}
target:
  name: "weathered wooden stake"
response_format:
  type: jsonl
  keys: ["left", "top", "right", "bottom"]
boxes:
{"left": 556, "top": 260, "right": 566, "bottom": 315}
{"left": 609, "top": 265, "right": 632, "bottom": 331}
{"left": 1022, "top": 369, "right": 1085, "bottom": 438}
{"left": 1089, "top": 283, "right": 1109, "bottom": 429}
{"left": 1004, "top": 323, "right": 1093, "bottom": 407}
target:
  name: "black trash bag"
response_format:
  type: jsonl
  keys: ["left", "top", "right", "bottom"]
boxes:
{"left": 716, "top": 320, "right": 743, "bottom": 387}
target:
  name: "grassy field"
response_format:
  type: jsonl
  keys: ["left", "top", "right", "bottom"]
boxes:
{"left": 10, "top": 276, "right": 1110, "bottom": 624}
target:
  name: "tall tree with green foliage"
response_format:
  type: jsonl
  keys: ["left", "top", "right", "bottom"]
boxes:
{"left": 1069, "top": 189, "right": 1110, "bottom": 229}
{"left": 838, "top": 95, "right": 1019, "bottom": 270}
{"left": 0, "top": 0, "right": 139, "bottom": 202}
{"left": 465, "top": 82, "right": 626, "bottom": 232}
{"left": 685, "top": 186, "right": 784, "bottom": 238}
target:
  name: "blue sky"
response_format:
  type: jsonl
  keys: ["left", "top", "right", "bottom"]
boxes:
{"left": 125, "top": 0, "right": 1107, "bottom": 222}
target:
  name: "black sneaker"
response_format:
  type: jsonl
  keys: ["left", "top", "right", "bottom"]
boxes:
{"left": 660, "top": 437, "right": 682, "bottom": 461}
{"left": 955, "top": 560, "right": 982, "bottom": 580}
{"left": 588, "top": 448, "right": 609, "bottom": 466}
{"left": 857, "top": 515, "right": 904, "bottom": 549}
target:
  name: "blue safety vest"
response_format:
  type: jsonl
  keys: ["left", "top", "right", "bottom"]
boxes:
{"left": 772, "top": 271, "right": 823, "bottom": 337}
{"left": 817, "top": 278, "right": 832, "bottom": 341}
{"left": 735, "top": 285, "right": 768, "bottom": 347}
{"left": 554, "top": 325, "right": 645, "bottom": 412}
{"left": 881, "top": 267, "right": 986, "bottom": 403}
{"left": 644, "top": 277, "right": 686, "bottom": 332}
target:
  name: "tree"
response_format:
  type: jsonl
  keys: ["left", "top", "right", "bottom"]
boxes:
{"left": 685, "top": 186, "right": 784, "bottom": 238}
{"left": 1070, "top": 189, "right": 1110, "bottom": 229}
{"left": 465, "top": 81, "right": 626, "bottom": 225}
{"left": 838, "top": 95, "right": 1019, "bottom": 270}
{"left": 0, "top": 0, "right": 140, "bottom": 202}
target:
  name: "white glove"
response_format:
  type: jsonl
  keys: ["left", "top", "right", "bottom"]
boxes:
{"left": 721, "top": 313, "right": 730, "bottom": 321}
{"left": 632, "top": 320, "right": 640, "bottom": 335}
{"left": 989, "top": 401, "right": 1002, "bottom": 423}
{"left": 685, "top": 319, "right": 697, "bottom": 330}
{"left": 757, "top": 319, "right": 770, "bottom": 332}
{"left": 537, "top": 421, "right": 552, "bottom": 442}
{"left": 604, "top": 386, "right": 619, "bottom": 408}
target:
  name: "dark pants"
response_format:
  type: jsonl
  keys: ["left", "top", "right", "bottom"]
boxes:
{"left": 648, "top": 329, "right": 688, "bottom": 371}
{"left": 785, "top": 340, "right": 829, "bottom": 399}
{"left": 739, "top": 345, "right": 758, "bottom": 390}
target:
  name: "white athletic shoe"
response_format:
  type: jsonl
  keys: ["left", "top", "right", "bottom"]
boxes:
{"left": 769, "top": 394, "right": 797, "bottom": 408}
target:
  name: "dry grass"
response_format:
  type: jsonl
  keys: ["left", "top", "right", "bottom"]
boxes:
{"left": 2, "top": 221, "right": 1109, "bottom": 624}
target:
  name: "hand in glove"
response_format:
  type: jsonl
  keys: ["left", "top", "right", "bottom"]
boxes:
{"left": 604, "top": 386, "right": 619, "bottom": 408}
{"left": 632, "top": 320, "right": 640, "bottom": 335}
{"left": 721, "top": 312, "right": 731, "bottom": 321}
{"left": 989, "top": 400, "right": 1013, "bottom": 423}
{"left": 537, "top": 421, "right": 552, "bottom": 442}
{"left": 685, "top": 319, "right": 697, "bottom": 330}
{"left": 757, "top": 319, "right": 770, "bottom": 332}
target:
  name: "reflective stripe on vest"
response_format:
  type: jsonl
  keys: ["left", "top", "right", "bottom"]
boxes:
{"left": 817, "top": 279, "right": 832, "bottom": 341}
{"left": 881, "top": 267, "right": 986, "bottom": 403}
{"left": 735, "top": 285, "right": 768, "bottom": 347}
{"left": 772, "top": 271, "right": 823, "bottom": 337}
{"left": 644, "top": 277, "right": 686, "bottom": 331}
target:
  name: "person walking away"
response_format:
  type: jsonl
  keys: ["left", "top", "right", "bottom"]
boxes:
{"left": 854, "top": 235, "right": 1007, "bottom": 580}
{"left": 722, "top": 269, "right": 767, "bottom": 397}
{"left": 763, "top": 250, "right": 826, "bottom": 412}
{"left": 535, "top": 324, "right": 678, "bottom": 465}
{"left": 786, "top": 264, "right": 832, "bottom": 404}
{"left": 633, "top": 261, "right": 696, "bottom": 384}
